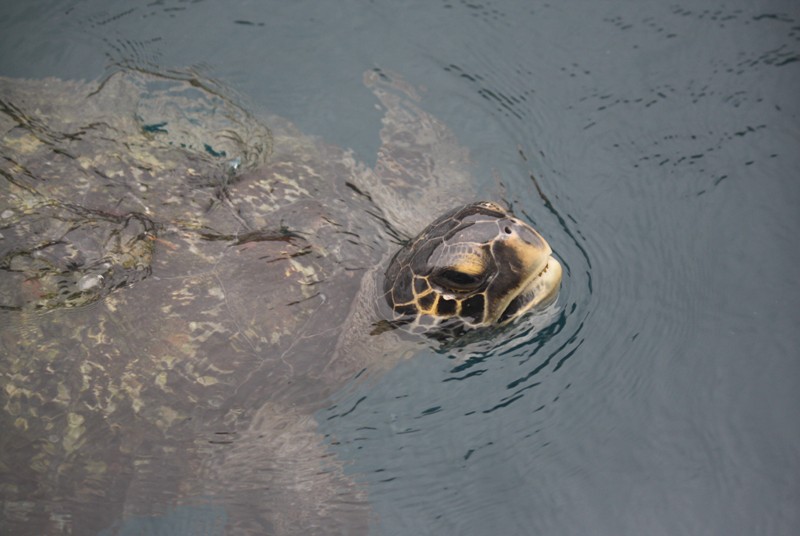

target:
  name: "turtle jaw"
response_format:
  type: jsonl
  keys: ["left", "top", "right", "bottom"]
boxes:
{"left": 496, "top": 254, "right": 563, "bottom": 325}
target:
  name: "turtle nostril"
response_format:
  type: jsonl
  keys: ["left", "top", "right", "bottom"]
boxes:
{"left": 503, "top": 226, "right": 513, "bottom": 235}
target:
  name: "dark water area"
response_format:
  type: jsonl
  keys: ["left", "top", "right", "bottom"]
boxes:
{"left": 1, "top": 1, "right": 799, "bottom": 535}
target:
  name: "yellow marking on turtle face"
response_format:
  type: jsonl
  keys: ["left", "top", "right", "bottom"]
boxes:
{"left": 417, "top": 293, "right": 439, "bottom": 315}
{"left": 414, "top": 275, "right": 432, "bottom": 291}
{"left": 452, "top": 256, "right": 486, "bottom": 276}
{"left": 505, "top": 230, "right": 550, "bottom": 271}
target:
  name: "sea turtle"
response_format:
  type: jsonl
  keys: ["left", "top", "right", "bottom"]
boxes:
{"left": 0, "top": 68, "right": 561, "bottom": 535}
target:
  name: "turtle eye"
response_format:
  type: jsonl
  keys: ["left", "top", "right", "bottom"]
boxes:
{"left": 433, "top": 269, "right": 483, "bottom": 291}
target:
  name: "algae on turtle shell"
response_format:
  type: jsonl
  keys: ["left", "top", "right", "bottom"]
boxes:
{"left": 0, "top": 67, "right": 479, "bottom": 535}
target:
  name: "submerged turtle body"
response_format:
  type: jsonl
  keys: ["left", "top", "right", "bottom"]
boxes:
{"left": 0, "top": 69, "right": 560, "bottom": 535}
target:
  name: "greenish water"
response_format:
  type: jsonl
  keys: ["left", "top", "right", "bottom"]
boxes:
{"left": 1, "top": 1, "right": 798, "bottom": 535}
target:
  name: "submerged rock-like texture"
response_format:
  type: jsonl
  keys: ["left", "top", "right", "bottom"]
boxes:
{"left": 0, "top": 68, "right": 475, "bottom": 534}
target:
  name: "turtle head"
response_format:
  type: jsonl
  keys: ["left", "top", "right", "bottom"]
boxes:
{"left": 382, "top": 201, "right": 562, "bottom": 333}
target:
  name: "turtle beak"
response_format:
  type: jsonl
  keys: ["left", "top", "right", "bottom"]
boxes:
{"left": 497, "top": 254, "right": 562, "bottom": 324}
{"left": 492, "top": 220, "right": 563, "bottom": 324}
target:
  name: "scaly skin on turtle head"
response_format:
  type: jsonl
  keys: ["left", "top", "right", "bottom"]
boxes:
{"left": 383, "top": 201, "right": 562, "bottom": 333}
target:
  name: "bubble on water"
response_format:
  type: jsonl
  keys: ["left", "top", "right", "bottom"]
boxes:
{"left": 227, "top": 157, "right": 241, "bottom": 172}
{"left": 77, "top": 273, "right": 105, "bottom": 291}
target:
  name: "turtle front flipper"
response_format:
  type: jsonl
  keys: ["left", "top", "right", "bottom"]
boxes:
{"left": 199, "top": 403, "right": 373, "bottom": 536}
{"left": 356, "top": 69, "right": 478, "bottom": 239}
